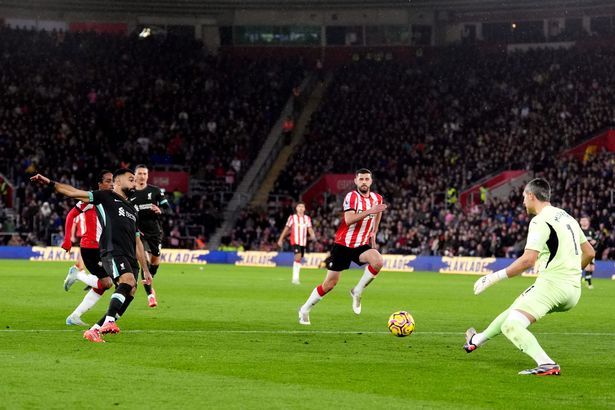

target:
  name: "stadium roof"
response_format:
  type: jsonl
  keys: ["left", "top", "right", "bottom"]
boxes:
{"left": 0, "top": 0, "right": 611, "bottom": 15}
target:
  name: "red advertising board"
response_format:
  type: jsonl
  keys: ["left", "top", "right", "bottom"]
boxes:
{"left": 301, "top": 174, "right": 355, "bottom": 207}
{"left": 69, "top": 22, "right": 128, "bottom": 34}
{"left": 149, "top": 171, "right": 190, "bottom": 193}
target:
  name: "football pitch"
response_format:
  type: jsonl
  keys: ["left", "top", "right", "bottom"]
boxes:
{"left": 1, "top": 261, "right": 614, "bottom": 409}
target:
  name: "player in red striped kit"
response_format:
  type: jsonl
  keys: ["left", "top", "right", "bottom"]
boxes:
{"left": 277, "top": 202, "right": 316, "bottom": 285}
{"left": 298, "top": 169, "right": 387, "bottom": 325}
{"left": 62, "top": 170, "right": 114, "bottom": 326}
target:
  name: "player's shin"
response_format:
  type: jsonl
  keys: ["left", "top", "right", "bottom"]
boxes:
{"left": 104, "top": 283, "right": 132, "bottom": 323}
{"left": 473, "top": 309, "right": 511, "bottom": 346}
{"left": 353, "top": 264, "right": 380, "bottom": 295}
{"left": 115, "top": 294, "right": 135, "bottom": 320}
{"left": 292, "top": 262, "right": 301, "bottom": 283}
{"left": 501, "top": 312, "right": 554, "bottom": 366}
{"left": 300, "top": 285, "right": 328, "bottom": 313}
{"left": 73, "top": 289, "right": 103, "bottom": 317}
{"left": 142, "top": 264, "right": 155, "bottom": 296}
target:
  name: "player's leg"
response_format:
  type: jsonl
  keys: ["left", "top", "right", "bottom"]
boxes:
{"left": 141, "top": 237, "right": 160, "bottom": 307}
{"left": 298, "top": 269, "right": 341, "bottom": 325}
{"left": 67, "top": 249, "right": 114, "bottom": 326}
{"left": 503, "top": 282, "right": 577, "bottom": 375}
{"left": 465, "top": 283, "right": 539, "bottom": 352}
{"left": 464, "top": 309, "right": 511, "bottom": 352}
{"left": 114, "top": 265, "right": 139, "bottom": 321}
{"left": 96, "top": 257, "right": 136, "bottom": 333}
{"left": 350, "top": 248, "right": 384, "bottom": 314}
{"left": 292, "top": 247, "right": 303, "bottom": 285}
{"left": 64, "top": 252, "right": 100, "bottom": 291}
{"left": 584, "top": 261, "right": 595, "bottom": 289}
{"left": 500, "top": 309, "right": 559, "bottom": 375}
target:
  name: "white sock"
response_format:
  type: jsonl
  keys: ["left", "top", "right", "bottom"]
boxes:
{"left": 292, "top": 262, "right": 301, "bottom": 282}
{"left": 103, "top": 315, "right": 116, "bottom": 325}
{"left": 73, "top": 289, "right": 103, "bottom": 317}
{"left": 300, "top": 287, "right": 323, "bottom": 313}
{"left": 77, "top": 270, "right": 99, "bottom": 288}
{"left": 353, "top": 266, "right": 378, "bottom": 295}
{"left": 473, "top": 332, "right": 489, "bottom": 346}
{"left": 90, "top": 323, "right": 101, "bottom": 331}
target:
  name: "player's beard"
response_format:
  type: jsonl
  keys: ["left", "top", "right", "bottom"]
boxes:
{"left": 359, "top": 185, "right": 369, "bottom": 194}
{"left": 123, "top": 187, "right": 136, "bottom": 196}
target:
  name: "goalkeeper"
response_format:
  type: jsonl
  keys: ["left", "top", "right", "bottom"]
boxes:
{"left": 463, "top": 178, "right": 595, "bottom": 376}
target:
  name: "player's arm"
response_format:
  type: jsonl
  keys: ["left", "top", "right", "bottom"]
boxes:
{"left": 136, "top": 234, "right": 152, "bottom": 285}
{"left": 277, "top": 226, "right": 290, "bottom": 248}
{"left": 151, "top": 189, "right": 170, "bottom": 214}
{"left": 580, "top": 239, "right": 596, "bottom": 270}
{"left": 473, "top": 250, "right": 539, "bottom": 295}
{"left": 370, "top": 209, "right": 383, "bottom": 248}
{"left": 308, "top": 227, "right": 316, "bottom": 241}
{"left": 344, "top": 204, "right": 387, "bottom": 226}
{"left": 474, "top": 219, "right": 547, "bottom": 295}
{"left": 61, "top": 207, "right": 81, "bottom": 252}
{"left": 30, "top": 174, "right": 90, "bottom": 202}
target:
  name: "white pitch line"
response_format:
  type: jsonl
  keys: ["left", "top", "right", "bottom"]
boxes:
{"left": 0, "top": 329, "right": 614, "bottom": 336}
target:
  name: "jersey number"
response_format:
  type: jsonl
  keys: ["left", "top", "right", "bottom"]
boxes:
{"left": 566, "top": 224, "right": 579, "bottom": 255}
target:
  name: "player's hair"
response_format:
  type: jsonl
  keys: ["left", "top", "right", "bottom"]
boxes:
{"left": 355, "top": 168, "right": 372, "bottom": 176}
{"left": 525, "top": 178, "right": 551, "bottom": 202}
{"left": 113, "top": 168, "right": 135, "bottom": 180}
{"left": 98, "top": 169, "right": 112, "bottom": 184}
{"left": 135, "top": 164, "right": 149, "bottom": 171}
{"left": 296, "top": 201, "right": 305, "bottom": 207}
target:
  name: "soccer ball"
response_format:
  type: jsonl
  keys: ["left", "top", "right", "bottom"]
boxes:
{"left": 387, "top": 311, "right": 415, "bottom": 337}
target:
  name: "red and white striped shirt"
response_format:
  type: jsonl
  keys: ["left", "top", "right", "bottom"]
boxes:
{"left": 73, "top": 201, "right": 102, "bottom": 249}
{"left": 285, "top": 214, "right": 313, "bottom": 246}
{"left": 335, "top": 191, "right": 383, "bottom": 248}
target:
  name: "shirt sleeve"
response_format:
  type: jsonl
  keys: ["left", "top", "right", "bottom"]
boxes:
{"left": 343, "top": 192, "right": 357, "bottom": 212}
{"left": 307, "top": 216, "right": 312, "bottom": 228}
{"left": 285, "top": 216, "right": 293, "bottom": 228}
{"left": 525, "top": 218, "right": 550, "bottom": 251}
{"left": 88, "top": 190, "right": 105, "bottom": 205}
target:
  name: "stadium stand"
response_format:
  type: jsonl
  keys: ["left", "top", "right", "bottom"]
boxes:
{"left": 242, "top": 45, "right": 615, "bottom": 256}
{"left": 0, "top": 27, "right": 304, "bottom": 246}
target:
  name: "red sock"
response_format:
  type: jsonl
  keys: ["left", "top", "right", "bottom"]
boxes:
{"left": 316, "top": 285, "right": 328, "bottom": 296}
{"left": 368, "top": 265, "right": 380, "bottom": 275}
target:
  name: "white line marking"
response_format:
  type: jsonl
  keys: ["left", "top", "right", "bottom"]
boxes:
{"left": 0, "top": 329, "right": 614, "bottom": 336}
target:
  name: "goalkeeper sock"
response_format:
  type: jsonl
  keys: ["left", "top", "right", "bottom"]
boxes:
{"left": 501, "top": 310, "right": 554, "bottom": 365}
{"left": 473, "top": 309, "right": 510, "bottom": 346}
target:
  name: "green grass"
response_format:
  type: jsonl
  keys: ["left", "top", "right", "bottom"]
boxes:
{"left": 0, "top": 261, "right": 614, "bottom": 409}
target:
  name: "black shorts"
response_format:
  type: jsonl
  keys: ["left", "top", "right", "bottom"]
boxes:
{"left": 325, "top": 244, "right": 371, "bottom": 272}
{"left": 141, "top": 234, "right": 162, "bottom": 257}
{"left": 101, "top": 255, "right": 140, "bottom": 282}
{"left": 81, "top": 247, "right": 108, "bottom": 279}
{"left": 293, "top": 245, "right": 306, "bottom": 258}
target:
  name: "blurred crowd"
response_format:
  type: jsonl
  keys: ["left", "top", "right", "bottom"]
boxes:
{"left": 243, "top": 46, "right": 615, "bottom": 259}
{"left": 0, "top": 27, "right": 303, "bottom": 246}
{"left": 236, "top": 151, "right": 615, "bottom": 260}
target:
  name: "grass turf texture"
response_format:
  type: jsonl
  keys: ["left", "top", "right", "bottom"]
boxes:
{"left": 1, "top": 261, "right": 614, "bottom": 409}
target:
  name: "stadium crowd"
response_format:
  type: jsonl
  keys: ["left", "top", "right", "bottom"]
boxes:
{"left": 234, "top": 150, "right": 615, "bottom": 260}
{"left": 243, "top": 45, "right": 615, "bottom": 257}
{"left": 0, "top": 27, "right": 303, "bottom": 246}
